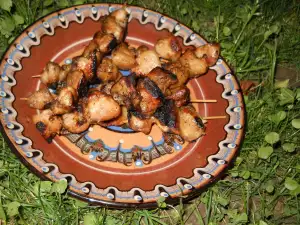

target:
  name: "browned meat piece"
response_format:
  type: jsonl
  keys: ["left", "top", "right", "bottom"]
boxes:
{"left": 40, "top": 62, "right": 61, "bottom": 87}
{"left": 27, "top": 88, "right": 54, "bottom": 109}
{"left": 92, "top": 32, "right": 117, "bottom": 54}
{"left": 136, "top": 77, "right": 163, "bottom": 117}
{"left": 194, "top": 43, "right": 220, "bottom": 66}
{"left": 166, "top": 86, "right": 190, "bottom": 107}
{"left": 132, "top": 50, "right": 161, "bottom": 75}
{"left": 146, "top": 67, "right": 178, "bottom": 94}
{"left": 112, "top": 43, "right": 136, "bottom": 70}
{"left": 50, "top": 87, "right": 78, "bottom": 115}
{"left": 97, "top": 81, "right": 115, "bottom": 95}
{"left": 33, "top": 109, "right": 62, "bottom": 142}
{"left": 58, "top": 64, "right": 71, "bottom": 82}
{"left": 100, "top": 106, "right": 128, "bottom": 127}
{"left": 164, "top": 61, "right": 189, "bottom": 89}
{"left": 155, "top": 36, "right": 182, "bottom": 61}
{"left": 71, "top": 52, "right": 98, "bottom": 81}
{"left": 110, "top": 7, "right": 129, "bottom": 28}
{"left": 153, "top": 100, "right": 179, "bottom": 134}
{"left": 128, "top": 110, "right": 153, "bottom": 134}
{"left": 136, "top": 45, "right": 149, "bottom": 56}
{"left": 110, "top": 75, "right": 140, "bottom": 107}
{"left": 83, "top": 91, "right": 121, "bottom": 124}
{"left": 66, "top": 70, "right": 88, "bottom": 97}
{"left": 97, "top": 58, "right": 122, "bottom": 82}
{"left": 180, "top": 49, "right": 208, "bottom": 78}
{"left": 62, "top": 111, "right": 90, "bottom": 134}
{"left": 178, "top": 105, "right": 205, "bottom": 141}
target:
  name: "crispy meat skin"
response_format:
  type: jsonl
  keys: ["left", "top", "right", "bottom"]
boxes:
{"left": 97, "top": 58, "right": 122, "bottom": 83}
{"left": 132, "top": 50, "right": 161, "bottom": 75}
{"left": 66, "top": 70, "right": 88, "bottom": 97}
{"left": 27, "top": 88, "right": 54, "bottom": 110}
{"left": 195, "top": 43, "right": 220, "bottom": 66}
{"left": 180, "top": 49, "right": 208, "bottom": 78}
{"left": 128, "top": 110, "right": 153, "bottom": 134}
{"left": 50, "top": 87, "right": 77, "bottom": 115}
{"left": 166, "top": 86, "right": 190, "bottom": 107}
{"left": 164, "top": 61, "right": 189, "bottom": 89}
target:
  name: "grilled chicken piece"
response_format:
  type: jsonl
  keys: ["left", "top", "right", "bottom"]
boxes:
{"left": 50, "top": 87, "right": 78, "bottom": 115}
{"left": 155, "top": 36, "right": 182, "bottom": 61}
{"left": 27, "top": 88, "right": 54, "bottom": 109}
{"left": 195, "top": 43, "right": 220, "bottom": 67}
{"left": 132, "top": 50, "right": 161, "bottom": 75}
{"left": 71, "top": 52, "right": 98, "bottom": 81}
{"left": 97, "top": 58, "right": 122, "bottom": 82}
{"left": 83, "top": 91, "right": 121, "bottom": 124}
{"left": 100, "top": 106, "right": 128, "bottom": 127}
{"left": 101, "top": 8, "right": 128, "bottom": 43}
{"left": 136, "top": 45, "right": 149, "bottom": 56}
{"left": 112, "top": 43, "right": 136, "bottom": 70}
{"left": 97, "top": 81, "right": 115, "bottom": 95}
{"left": 66, "top": 70, "right": 88, "bottom": 97}
{"left": 164, "top": 61, "right": 189, "bottom": 89}
{"left": 153, "top": 99, "right": 179, "bottom": 134}
{"left": 166, "top": 86, "right": 190, "bottom": 107}
{"left": 180, "top": 49, "right": 208, "bottom": 78}
{"left": 178, "top": 105, "right": 205, "bottom": 141}
{"left": 136, "top": 77, "right": 163, "bottom": 117}
{"left": 58, "top": 64, "right": 72, "bottom": 82}
{"left": 33, "top": 109, "right": 62, "bottom": 142}
{"left": 93, "top": 32, "right": 117, "bottom": 54}
{"left": 128, "top": 110, "right": 153, "bottom": 134}
{"left": 110, "top": 75, "right": 140, "bottom": 107}
{"left": 146, "top": 67, "right": 178, "bottom": 95}
{"left": 40, "top": 62, "right": 61, "bottom": 88}
{"left": 62, "top": 111, "right": 90, "bottom": 134}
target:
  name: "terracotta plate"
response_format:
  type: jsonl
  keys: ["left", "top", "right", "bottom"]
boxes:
{"left": 0, "top": 4, "right": 245, "bottom": 208}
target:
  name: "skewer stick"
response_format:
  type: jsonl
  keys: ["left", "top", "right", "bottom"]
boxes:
{"left": 20, "top": 98, "right": 28, "bottom": 101}
{"left": 203, "top": 116, "right": 227, "bottom": 120}
{"left": 190, "top": 99, "right": 217, "bottom": 103}
{"left": 32, "top": 75, "right": 41, "bottom": 78}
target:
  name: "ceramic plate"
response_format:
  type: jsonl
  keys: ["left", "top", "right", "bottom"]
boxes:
{"left": 0, "top": 4, "right": 245, "bottom": 208}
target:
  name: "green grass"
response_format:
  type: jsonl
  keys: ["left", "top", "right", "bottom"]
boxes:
{"left": 0, "top": 0, "right": 300, "bottom": 224}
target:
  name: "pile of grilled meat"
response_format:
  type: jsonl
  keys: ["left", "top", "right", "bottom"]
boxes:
{"left": 26, "top": 7, "right": 220, "bottom": 143}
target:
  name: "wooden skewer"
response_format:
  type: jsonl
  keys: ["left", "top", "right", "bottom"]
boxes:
{"left": 203, "top": 116, "right": 227, "bottom": 120}
{"left": 20, "top": 98, "right": 28, "bottom": 100}
{"left": 32, "top": 75, "right": 41, "bottom": 78}
{"left": 190, "top": 99, "right": 217, "bottom": 103}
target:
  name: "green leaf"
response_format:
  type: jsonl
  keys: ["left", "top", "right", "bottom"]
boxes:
{"left": 180, "top": 8, "right": 188, "bottom": 15}
{"left": 268, "top": 111, "right": 286, "bottom": 125}
{"left": 57, "top": 0, "right": 69, "bottom": 7}
{"left": 274, "top": 79, "right": 289, "bottom": 89}
{"left": 242, "top": 170, "right": 250, "bottom": 180}
{"left": 259, "top": 220, "right": 268, "bottom": 225}
{"left": 12, "top": 14, "right": 25, "bottom": 25}
{"left": 6, "top": 201, "right": 20, "bottom": 217}
{"left": 43, "top": 0, "right": 54, "bottom": 6}
{"left": 258, "top": 146, "right": 273, "bottom": 159}
{"left": 216, "top": 196, "right": 229, "bottom": 207}
{"left": 74, "top": 199, "right": 88, "bottom": 208}
{"left": 296, "top": 89, "right": 300, "bottom": 101}
{"left": 235, "top": 212, "right": 248, "bottom": 223}
{"left": 0, "top": 0, "right": 12, "bottom": 11}
{"left": 284, "top": 177, "right": 299, "bottom": 191}
{"left": 157, "top": 196, "right": 167, "bottom": 208}
{"left": 51, "top": 179, "right": 68, "bottom": 194}
{"left": 265, "top": 183, "right": 274, "bottom": 193}
{"left": 192, "top": 21, "right": 200, "bottom": 32}
{"left": 0, "top": 16, "right": 15, "bottom": 36}
{"left": 291, "top": 119, "right": 300, "bottom": 129}
{"left": 33, "top": 181, "right": 52, "bottom": 196}
{"left": 0, "top": 199, "right": 6, "bottom": 221}
{"left": 265, "top": 132, "right": 280, "bottom": 144}
{"left": 84, "top": 212, "right": 97, "bottom": 225}
{"left": 289, "top": 185, "right": 300, "bottom": 196}
{"left": 282, "top": 143, "right": 296, "bottom": 153}
{"left": 278, "top": 88, "right": 295, "bottom": 106}
{"left": 223, "top": 26, "right": 231, "bottom": 36}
